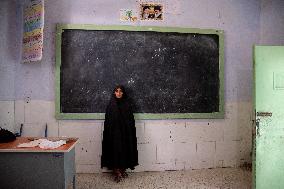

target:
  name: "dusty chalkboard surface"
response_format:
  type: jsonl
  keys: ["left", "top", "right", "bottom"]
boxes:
{"left": 56, "top": 25, "right": 224, "bottom": 119}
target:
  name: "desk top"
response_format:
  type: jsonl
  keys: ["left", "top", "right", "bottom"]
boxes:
{"left": 0, "top": 137, "right": 79, "bottom": 153}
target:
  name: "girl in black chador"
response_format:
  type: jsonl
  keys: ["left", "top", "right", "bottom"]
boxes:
{"left": 101, "top": 85, "right": 138, "bottom": 182}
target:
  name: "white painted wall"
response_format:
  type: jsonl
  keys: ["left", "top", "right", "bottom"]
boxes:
{"left": 0, "top": 0, "right": 283, "bottom": 173}
{"left": 259, "top": 0, "right": 284, "bottom": 44}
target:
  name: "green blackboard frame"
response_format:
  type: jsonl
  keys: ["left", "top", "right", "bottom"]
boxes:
{"left": 55, "top": 24, "right": 224, "bottom": 119}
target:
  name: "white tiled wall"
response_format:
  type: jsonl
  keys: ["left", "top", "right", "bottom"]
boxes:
{"left": 1, "top": 99, "right": 252, "bottom": 173}
{"left": 0, "top": 101, "right": 14, "bottom": 131}
{"left": 59, "top": 121, "right": 103, "bottom": 173}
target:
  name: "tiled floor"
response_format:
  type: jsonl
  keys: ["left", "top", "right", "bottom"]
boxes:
{"left": 76, "top": 168, "right": 252, "bottom": 189}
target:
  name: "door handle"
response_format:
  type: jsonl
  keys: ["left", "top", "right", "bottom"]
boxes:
{"left": 255, "top": 118, "right": 260, "bottom": 136}
{"left": 257, "top": 112, "right": 272, "bottom": 117}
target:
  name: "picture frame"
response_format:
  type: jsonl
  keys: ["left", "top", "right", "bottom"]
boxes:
{"left": 140, "top": 3, "right": 163, "bottom": 20}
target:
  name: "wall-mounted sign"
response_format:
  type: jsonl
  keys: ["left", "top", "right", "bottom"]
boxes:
{"left": 22, "top": 0, "right": 44, "bottom": 63}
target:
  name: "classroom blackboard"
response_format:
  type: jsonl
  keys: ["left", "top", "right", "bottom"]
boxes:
{"left": 55, "top": 25, "right": 224, "bottom": 119}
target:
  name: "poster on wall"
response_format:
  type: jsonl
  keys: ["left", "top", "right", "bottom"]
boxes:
{"left": 140, "top": 3, "right": 163, "bottom": 20}
{"left": 22, "top": 0, "right": 44, "bottom": 63}
{"left": 120, "top": 9, "right": 138, "bottom": 22}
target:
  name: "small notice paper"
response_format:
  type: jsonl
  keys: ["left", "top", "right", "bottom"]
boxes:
{"left": 18, "top": 139, "right": 66, "bottom": 149}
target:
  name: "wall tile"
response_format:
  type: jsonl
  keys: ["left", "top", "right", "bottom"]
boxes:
{"left": 21, "top": 123, "right": 46, "bottom": 137}
{"left": 0, "top": 100, "right": 14, "bottom": 131}
{"left": 137, "top": 143, "right": 157, "bottom": 164}
{"left": 24, "top": 100, "right": 57, "bottom": 124}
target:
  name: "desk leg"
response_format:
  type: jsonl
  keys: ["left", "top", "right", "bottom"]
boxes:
{"left": 73, "top": 175, "right": 76, "bottom": 189}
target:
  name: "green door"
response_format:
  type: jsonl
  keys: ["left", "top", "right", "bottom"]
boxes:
{"left": 254, "top": 46, "right": 284, "bottom": 189}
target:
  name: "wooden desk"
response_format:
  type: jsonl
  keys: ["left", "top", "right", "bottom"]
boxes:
{"left": 0, "top": 137, "right": 78, "bottom": 189}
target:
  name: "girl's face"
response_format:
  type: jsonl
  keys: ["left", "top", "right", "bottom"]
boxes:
{"left": 114, "top": 88, "right": 123, "bottom": 99}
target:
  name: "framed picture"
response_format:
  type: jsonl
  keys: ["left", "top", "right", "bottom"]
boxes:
{"left": 120, "top": 9, "right": 138, "bottom": 22}
{"left": 140, "top": 3, "right": 163, "bottom": 20}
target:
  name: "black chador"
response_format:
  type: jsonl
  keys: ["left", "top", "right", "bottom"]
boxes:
{"left": 101, "top": 86, "right": 138, "bottom": 171}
